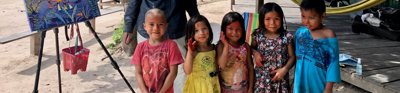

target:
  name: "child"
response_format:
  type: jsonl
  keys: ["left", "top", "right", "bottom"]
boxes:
{"left": 294, "top": 0, "right": 341, "bottom": 93}
{"left": 183, "top": 15, "right": 221, "bottom": 93}
{"left": 217, "top": 12, "right": 254, "bottom": 93}
{"left": 251, "top": 2, "right": 296, "bottom": 93}
{"left": 131, "top": 8, "right": 183, "bottom": 93}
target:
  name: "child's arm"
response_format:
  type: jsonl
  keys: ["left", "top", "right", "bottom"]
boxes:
{"left": 184, "top": 39, "right": 197, "bottom": 74}
{"left": 217, "top": 32, "right": 230, "bottom": 70}
{"left": 134, "top": 65, "right": 149, "bottom": 93}
{"left": 159, "top": 65, "right": 178, "bottom": 93}
{"left": 246, "top": 44, "right": 255, "bottom": 93}
{"left": 250, "top": 34, "right": 263, "bottom": 67}
{"left": 324, "top": 30, "right": 340, "bottom": 93}
{"left": 324, "top": 82, "right": 334, "bottom": 93}
{"left": 271, "top": 42, "right": 296, "bottom": 82}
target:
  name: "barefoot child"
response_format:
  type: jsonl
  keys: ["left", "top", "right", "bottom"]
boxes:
{"left": 183, "top": 15, "right": 220, "bottom": 93}
{"left": 131, "top": 8, "right": 183, "bottom": 93}
{"left": 294, "top": 0, "right": 341, "bottom": 93}
{"left": 217, "top": 12, "right": 254, "bottom": 93}
{"left": 251, "top": 2, "right": 296, "bottom": 93}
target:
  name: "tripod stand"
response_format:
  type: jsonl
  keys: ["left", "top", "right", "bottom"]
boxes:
{"left": 32, "top": 21, "right": 135, "bottom": 93}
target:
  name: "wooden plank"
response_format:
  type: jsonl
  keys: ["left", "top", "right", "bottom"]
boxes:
{"left": 347, "top": 51, "right": 400, "bottom": 60}
{"left": 340, "top": 68, "right": 396, "bottom": 93}
{"left": 337, "top": 33, "right": 376, "bottom": 40}
{"left": 340, "top": 47, "right": 400, "bottom": 56}
{"left": 336, "top": 31, "right": 360, "bottom": 36}
{"left": 362, "top": 67, "right": 400, "bottom": 83}
{"left": 361, "top": 58, "right": 400, "bottom": 71}
{"left": 0, "top": 31, "right": 37, "bottom": 44}
{"left": 339, "top": 38, "right": 400, "bottom": 50}
{"left": 384, "top": 80, "right": 400, "bottom": 93}
{"left": 340, "top": 46, "right": 400, "bottom": 71}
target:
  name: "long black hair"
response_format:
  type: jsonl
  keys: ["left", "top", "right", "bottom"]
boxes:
{"left": 258, "top": 2, "right": 287, "bottom": 35}
{"left": 221, "top": 12, "right": 246, "bottom": 45}
{"left": 185, "top": 15, "right": 213, "bottom": 46}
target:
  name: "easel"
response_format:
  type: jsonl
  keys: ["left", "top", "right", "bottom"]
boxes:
{"left": 32, "top": 21, "right": 135, "bottom": 93}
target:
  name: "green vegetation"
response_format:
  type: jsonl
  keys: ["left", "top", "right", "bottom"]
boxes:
{"left": 107, "top": 21, "right": 124, "bottom": 49}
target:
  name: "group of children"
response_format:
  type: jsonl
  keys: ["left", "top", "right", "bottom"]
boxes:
{"left": 131, "top": 0, "right": 340, "bottom": 93}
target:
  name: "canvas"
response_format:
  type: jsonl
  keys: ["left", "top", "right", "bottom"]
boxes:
{"left": 24, "top": 0, "right": 101, "bottom": 31}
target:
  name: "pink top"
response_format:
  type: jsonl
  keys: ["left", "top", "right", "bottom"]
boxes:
{"left": 219, "top": 43, "right": 249, "bottom": 92}
{"left": 131, "top": 39, "right": 183, "bottom": 93}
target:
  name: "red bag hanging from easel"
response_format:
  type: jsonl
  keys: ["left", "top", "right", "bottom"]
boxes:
{"left": 62, "top": 24, "right": 90, "bottom": 75}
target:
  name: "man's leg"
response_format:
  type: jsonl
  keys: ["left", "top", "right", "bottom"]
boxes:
{"left": 172, "top": 36, "right": 187, "bottom": 93}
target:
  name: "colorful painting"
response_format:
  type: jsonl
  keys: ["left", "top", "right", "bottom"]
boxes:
{"left": 24, "top": 0, "right": 101, "bottom": 31}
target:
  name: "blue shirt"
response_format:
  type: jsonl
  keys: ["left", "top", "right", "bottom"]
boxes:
{"left": 124, "top": 0, "right": 200, "bottom": 39}
{"left": 294, "top": 26, "right": 341, "bottom": 93}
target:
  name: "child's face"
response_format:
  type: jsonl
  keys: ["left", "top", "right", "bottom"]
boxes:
{"left": 144, "top": 15, "right": 167, "bottom": 41}
{"left": 225, "top": 21, "right": 243, "bottom": 43}
{"left": 263, "top": 11, "right": 281, "bottom": 33}
{"left": 301, "top": 9, "right": 324, "bottom": 31}
{"left": 194, "top": 21, "right": 210, "bottom": 44}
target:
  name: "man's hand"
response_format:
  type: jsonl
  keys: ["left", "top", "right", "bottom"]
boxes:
{"left": 123, "top": 32, "right": 133, "bottom": 44}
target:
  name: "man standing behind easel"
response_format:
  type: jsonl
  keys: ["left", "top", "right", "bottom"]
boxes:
{"left": 123, "top": 0, "right": 199, "bottom": 57}
{"left": 122, "top": 0, "right": 200, "bottom": 92}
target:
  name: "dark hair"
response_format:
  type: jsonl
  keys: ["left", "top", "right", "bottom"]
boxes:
{"left": 221, "top": 12, "right": 246, "bottom": 45}
{"left": 258, "top": 2, "right": 287, "bottom": 35}
{"left": 300, "top": 0, "right": 326, "bottom": 15}
{"left": 185, "top": 15, "right": 213, "bottom": 46}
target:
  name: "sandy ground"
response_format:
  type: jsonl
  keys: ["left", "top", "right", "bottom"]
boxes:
{"left": 0, "top": 0, "right": 229, "bottom": 93}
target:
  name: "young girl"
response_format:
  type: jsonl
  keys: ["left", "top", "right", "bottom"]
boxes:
{"left": 183, "top": 15, "right": 220, "bottom": 93}
{"left": 131, "top": 8, "right": 183, "bottom": 93}
{"left": 251, "top": 3, "right": 296, "bottom": 93}
{"left": 217, "top": 12, "right": 254, "bottom": 93}
{"left": 294, "top": 0, "right": 341, "bottom": 93}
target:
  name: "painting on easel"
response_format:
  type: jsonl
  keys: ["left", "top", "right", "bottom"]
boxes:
{"left": 24, "top": 0, "right": 101, "bottom": 32}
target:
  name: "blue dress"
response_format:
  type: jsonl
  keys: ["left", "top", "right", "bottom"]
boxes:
{"left": 293, "top": 27, "right": 341, "bottom": 93}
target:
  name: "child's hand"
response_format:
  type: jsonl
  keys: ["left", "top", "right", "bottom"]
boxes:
{"left": 220, "top": 32, "right": 229, "bottom": 45}
{"left": 271, "top": 67, "right": 289, "bottom": 82}
{"left": 253, "top": 51, "right": 263, "bottom": 67}
{"left": 187, "top": 38, "right": 197, "bottom": 55}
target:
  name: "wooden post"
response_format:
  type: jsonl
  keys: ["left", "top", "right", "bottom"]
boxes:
{"left": 90, "top": 19, "right": 95, "bottom": 33}
{"left": 256, "top": 0, "right": 264, "bottom": 13}
{"left": 30, "top": 32, "right": 40, "bottom": 55}
{"left": 99, "top": 0, "right": 103, "bottom": 9}
{"left": 231, "top": 0, "right": 235, "bottom": 5}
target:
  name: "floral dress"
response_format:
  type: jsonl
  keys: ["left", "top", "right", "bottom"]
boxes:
{"left": 252, "top": 29, "right": 293, "bottom": 93}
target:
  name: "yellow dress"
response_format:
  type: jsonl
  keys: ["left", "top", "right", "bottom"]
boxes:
{"left": 184, "top": 50, "right": 221, "bottom": 93}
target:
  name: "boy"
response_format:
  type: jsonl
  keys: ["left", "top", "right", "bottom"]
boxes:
{"left": 293, "top": 0, "right": 341, "bottom": 93}
{"left": 131, "top": 8, "right": 184, "bottom": 93}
